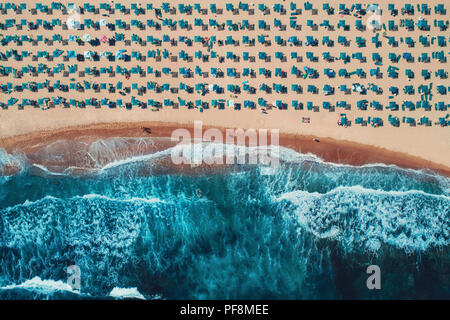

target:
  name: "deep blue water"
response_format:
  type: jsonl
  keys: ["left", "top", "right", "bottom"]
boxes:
{"left": 0, "top": 139, "right": 449, "bottom": 299}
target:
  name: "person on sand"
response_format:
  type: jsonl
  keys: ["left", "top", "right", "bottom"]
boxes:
{"left": 141, "top": 127, "right": 152, "bottom": 134}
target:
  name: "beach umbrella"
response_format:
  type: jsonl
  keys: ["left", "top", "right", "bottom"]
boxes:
{"left": 353, "top": 84, "right": 363, "bottom": 92}
{"left": 115, "top": 50, "right": 126, "bottom": 59}
{"left": 8, "top": 97, "right": 18, "bottom": 106}
{"left": 82, "top": 34, "right": 91, "bottom": 42}
{"left": 67, "top": 17, "right": 80, "bottom": 29}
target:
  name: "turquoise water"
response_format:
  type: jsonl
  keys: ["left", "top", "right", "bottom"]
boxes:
{"left": 0, "top": 138, "right": 449, "bottom": 299}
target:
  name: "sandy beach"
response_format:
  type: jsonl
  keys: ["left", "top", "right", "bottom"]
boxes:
{"left": 0, "top": 0, "right": 449, "bottom": 173}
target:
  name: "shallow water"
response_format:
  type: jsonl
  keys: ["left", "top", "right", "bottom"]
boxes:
{"left": 0, "top": 138, "right": 449, "bottom": 299}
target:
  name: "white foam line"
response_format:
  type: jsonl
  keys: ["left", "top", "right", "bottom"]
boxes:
{"left": 0, "top": 276, "right": 80, "bottom": 295}
{"left": 276, "top": 146, "right": 448, "bottom": 180}
{"left": 31, "top": 164, "right": 67, "bottom": 176}
{"left": 3, "top": 194, "right": 166, "bottom": 211}
{"left": 79, "top": 194, "right": 166, "bottom": 204}
{"left": 99, "top": 148, "right": 173, "bottom": 171}
{"left": 2, "top": 142, "right": 449, "bottom": 184}
{"left": 277, "top": 184, "right": 450, "bottom": 202}
{"left": 109, "top": 287, "right": 145, "bottom": 300}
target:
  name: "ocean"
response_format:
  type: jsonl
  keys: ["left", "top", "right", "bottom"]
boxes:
{"left": 0, "top": 137, "right": 449, "bottom": 299}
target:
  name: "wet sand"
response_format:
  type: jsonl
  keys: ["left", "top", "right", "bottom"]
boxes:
{"left": 1, "top": 121, "right": 449, "bottom": 177}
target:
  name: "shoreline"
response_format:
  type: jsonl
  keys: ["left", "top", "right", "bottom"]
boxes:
{"left": 1, "top": 121, "right": 449, "bottom": 177}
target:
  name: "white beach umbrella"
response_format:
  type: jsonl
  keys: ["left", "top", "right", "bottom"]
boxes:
{"left": 67, "top": 18, "right": 80, "bottom": 29}
{"left": 370, "top": 19, "right": 381, "bottom": 30}
{"left": 82, "top": 34, "right": 91, "bottom": 42}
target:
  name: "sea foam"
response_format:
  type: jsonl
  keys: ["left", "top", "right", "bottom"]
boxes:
{"left": 277, "top": 185, "right": 450, "bottom": 252}
{"left": 109, "top": 287, "right": 145, "bottom": 300}
{"left": 0, "top": 277, "right": 79, "bottom": 295}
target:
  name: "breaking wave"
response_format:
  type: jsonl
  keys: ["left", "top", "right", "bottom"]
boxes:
{"left": 0, "top": 137, "right": 449, "bottom": 299}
